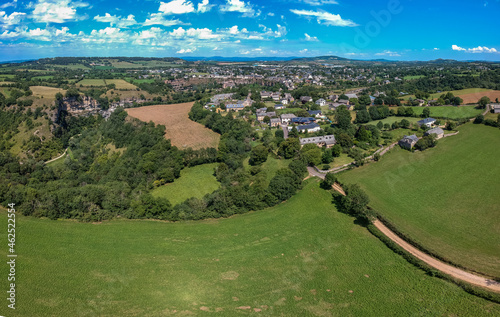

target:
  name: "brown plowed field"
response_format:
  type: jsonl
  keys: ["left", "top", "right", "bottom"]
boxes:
{"left": 126, "top": 102, "right": 220, "bottom": 150}
{"left": 460, "top": 90, "right": 500, "bottom": 104}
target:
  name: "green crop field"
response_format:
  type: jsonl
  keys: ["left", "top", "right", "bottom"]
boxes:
{"left": 51, "top": 63, "right": 90, "bottom": 70}
{"left": 77, "top": 79, "right": 106, "bottom": 86}
{"left": 389, "top": 106, "right": 483, "bottom": 119}
{"left": 403, "top": 75, "right": 426, "bottom": 80}
{"left": 1, "top": 179, "right": 498, "bottom": 316}
{"left": 403, "top": 88, "right": 493, "bottom": 100}
{"left": 368, "top": 116, "right": 421, "bottom": 126}
{"left": 338, "top": 124, "right": 500, "bottom": 277}
{"left": 152, "top": 163, "right": 220, "bottom": 206}
{"left": 411, "top": 105, "right": 483, "bottom": 119}
{"left": 105, "top": 79, "right": 137, "bottom": 90}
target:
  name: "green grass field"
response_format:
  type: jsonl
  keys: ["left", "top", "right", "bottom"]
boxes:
{"left": 152, "top": 163, "right": 220, "bottom": 206}
{"left": 51, "top": 63, "right": 90, "bottom": 70}
{"left": 104, "top": 79, "right": 137, "bottom": 90}
{"left": 403, "top": 75, "right": 426, "bottom": 80}
{"left": 411, "top": 106, "right": 483, "bottom": 119}
{"left": 403, "top": 88, "right": 493, "bottom": 100}
{"left": 244, "top": 156, "right": 291, "bottom": 186}
{"left": 77, "top": 79, "right": 106, "bottom": 86}
{"left": 338, "top": 124, "right": 500, "bottom": 277}
{"left": 1, "top": 179, "right": 499, "bottom": 316}
{"left": 369, "top": 116, "right": 421, "bottom": 126}
{"left": 389, "top": 106, "right": 483, "bottom": 119}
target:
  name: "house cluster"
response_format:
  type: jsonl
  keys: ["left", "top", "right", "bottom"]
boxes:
{"left": 260, "top": 91, "right": 294, "bottom": 105}
{"left": 398, "top": 118, "right": 444, "bottom": 150}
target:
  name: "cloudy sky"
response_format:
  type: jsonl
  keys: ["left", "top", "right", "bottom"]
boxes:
{"left": 0, "top": 0, "right": 499, "bottom": 61}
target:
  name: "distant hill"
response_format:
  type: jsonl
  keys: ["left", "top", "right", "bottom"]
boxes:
{"left": 181, "top": 56, "right": 298, "bottom": 62}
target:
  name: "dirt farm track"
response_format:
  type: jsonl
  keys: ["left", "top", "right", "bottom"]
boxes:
{"left": 126, "top": 102, "right": 220, "bottom": 150}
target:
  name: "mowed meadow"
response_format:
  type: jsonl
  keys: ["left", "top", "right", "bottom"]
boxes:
{"left": 126, "top": 102, "right": 220, "bottom": 150}
{"left": 338, "top": 124, "right": 500, "bottom": 278}
{"left": 1, "top": 180, "right": 499, "bottom": 316}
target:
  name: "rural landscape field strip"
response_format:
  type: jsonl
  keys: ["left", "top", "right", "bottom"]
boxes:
{"left": 1, "top": 181, "right": 499, "bottom": 316}
{"left": 373, "top": 220, "right": 500, "bottom": 292}
{"left": 337, "top": 123, "right": 500, "bottom": 278}
{"left": 126, "top": 102, "right": 220, "bottom": 150}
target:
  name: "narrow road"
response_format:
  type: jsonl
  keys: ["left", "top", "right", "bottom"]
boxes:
{"left": 308, "top": 169, "right": 500, "bottom": 293}
{"left": 281, "top": 123, "right": 289, "bottom": 139}
{"left": 44, "top": 148, "right": 68, "bottom": 164}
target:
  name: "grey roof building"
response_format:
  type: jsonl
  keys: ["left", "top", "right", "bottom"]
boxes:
{"left": 398, "top": 134, "right": 419, "bottom": 149}
{"left": 300, "top": 135, "right": 336, "bottom": 147}
{"left": 425, "top": 127, "right": 444, "bottom": 139}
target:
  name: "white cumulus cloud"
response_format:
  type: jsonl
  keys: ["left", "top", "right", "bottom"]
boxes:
{"left": 452, "top": 44, "right": 497, "bottom": 53}
{"left": 304, "top": 33, "right": 318, "bottom": 41}
{"left": 94, "top": 13, "right": 137, "bottom": 28}
{"left": 176, "top": 48, "right": 196, "bottom": 53}
{"left": 0, "top": 11, "right": 26, "bottom": 28}
{"left": 143, "top": 13, "right": 188, "bottom": 27}
{"left": 159, "top": 0, "right": 195, "bottom": 15}
{"left": 290, "top": 9, "right": 357, "bottom": 27}
{"left": 32, "top": 0, "right": 89, "bottom": 23}
{"left": 221, "top": 0, "right": 258, "bottom": 17}
{"left": 300, "top": 0, "right": 339, "bottom": 5}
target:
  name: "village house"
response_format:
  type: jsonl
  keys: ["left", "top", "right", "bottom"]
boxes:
{"left": 257, "top": 111, "right": 277, "bottom": 121}
{"left": 315, "top": 98, "right": 326, "bottom": 106}
{"left": 274, "top": 104, "right": 285, "bottom": 110}
{"left": 398, "top": 135, "right": 419, "bottom": 149}
{"left": 211, "top": 93, "right": 233, "bottom": 104}
{"left": 260, "top": 91, "right": 272, "bottom": 99}
{"left": 291, "top": 117, "right": 316, "bottom": 124}
{"left": 299, "top": 135, "right": 336, "bottom": 147}
{"left": 345, "top": 93, "right": 358, "bottom": 99}
{"left": 424, "top": 127, "right": 445, "bottom": 139}
{"left": 300, "top": 96, "right": 313, "bottom": 104}
{"left": 280, "top": 113, "right": 296, "bottom": 124}
{"left": 329, "top": 103, "right": 344, "bottom": 111}
{"left": 417, "top": 118, "right": 436, "bottom": 128}
{"left": 284, "top": 93, "right": 294, "bottom": 102}
{"left": 307, "top": 110, "right": 322, "bottom": 118}
{"left": 271, "top": 92, "right": 281, "bottom": 101}
{"left": 280, "top": 99, "right": 289, "bottom": 105}
{"left": 328, "top": 94, "right": 338, "bottom": 102}
{"left": 296, "top": 123, "right": 321, "bottom": 133}
{"left": 270, "top": 118, "right": 281, "bottom": 127}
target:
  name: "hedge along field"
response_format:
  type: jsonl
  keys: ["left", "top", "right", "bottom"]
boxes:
{"left": 1, "top": 180, "right": 499, "bottom": 316}
{"left": 338, "top": 124, "right": 500, "bottom": 278}
{"left": 151, "top": 163, "right": 220, "bottom": 206}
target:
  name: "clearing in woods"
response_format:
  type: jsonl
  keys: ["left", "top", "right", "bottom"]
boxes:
{"left": 126, "top": 102, "right": 220, "bottom": 150}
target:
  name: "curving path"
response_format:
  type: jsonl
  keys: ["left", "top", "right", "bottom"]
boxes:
{"left": 308, "top": 170, "right": 500, "bottom": 293}
{"left": 44, "top": 148, "right": 68, "bottom": 165}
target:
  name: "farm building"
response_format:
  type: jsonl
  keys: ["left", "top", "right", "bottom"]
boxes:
{"left": 274, "top": 104, "right": 285, "bottom": 110}
{"left": 291, "top": 117, "right": 316, "bottom": 124}
{"left": 425, "top": 127, "right": 444, "bottom": 139}
{"left": 417, "top": 118, "right": 436, "bottom": 127}
{"left": 226, "top": 104, "right": 245, "bottom": 112}
{"left": 211, "top": 93, "right": 233, "bottom": 104}
{"left": 296, "top": 123, "right": 321, "bottom": 133}
{"left": 280, "top": 113, "right": 296, "bottom": 124}
{"left": 491, "top": 103, "right": 500, "bottom": 114}
{"left": 329, "top": 103, "right": 344, "bottom": 111}
{"left": 398, "top": 135, "right": 419, "bottom": 149}
{"left": 345, "top": 93, "right": 358, "bottom": 99}
{"left": 300, "top": 135, "right": 336, "bottom": 147}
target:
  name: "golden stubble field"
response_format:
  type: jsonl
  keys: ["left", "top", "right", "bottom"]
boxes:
{"left": 126, "top": 102, "right": 220, "bottom": 150}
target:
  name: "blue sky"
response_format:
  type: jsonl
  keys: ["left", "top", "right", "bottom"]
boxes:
{"left": 0, "top": 0, "right": 499, "bottom": 61}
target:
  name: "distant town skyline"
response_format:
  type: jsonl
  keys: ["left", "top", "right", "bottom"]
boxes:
{"left": 0, "top": 0, "right": 499, "bottom": 62}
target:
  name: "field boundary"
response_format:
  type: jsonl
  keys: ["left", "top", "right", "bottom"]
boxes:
{"left": 309, "top": 170, "right": 500, "bottom": 299}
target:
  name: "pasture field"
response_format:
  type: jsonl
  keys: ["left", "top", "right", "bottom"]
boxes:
{"left": 403, "top": 75, "right": 426, "bottom": 80}
{"left": 1, "top": 179, "right": 499, "bottom": 316}
{"left": 152, "top": 163, "right": 220, "bottom": 206}
{"left": 77, "top": 79, "right": 106, "bottom": 86}
{"left": 126, "top": 78, "right": 156, "bottom": 84}
{"left": 389, "top": 105, "right": 483, "bottom": 119}
{"left": 126, "top": 102, "right": 220, "bottom": 150}
{"left": 368, "top": 116, "right": 421, "bottom": 126}
{"left": 31, "top": 75, "right": 54, "bottom": 80}
{"left": 338, "top": 124, "right": 500, "bottom": 277}
{"left": 104, "top": 79, "right": 137, "bottom": 90}
{"left": 30, "top": 86, "right": 66, "bottom": 99}
{"left": 460, "top": 90, "right": 500, "bottom": 104}
{"left": 403, "top": 88, "right": 493, "bottom": 101}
